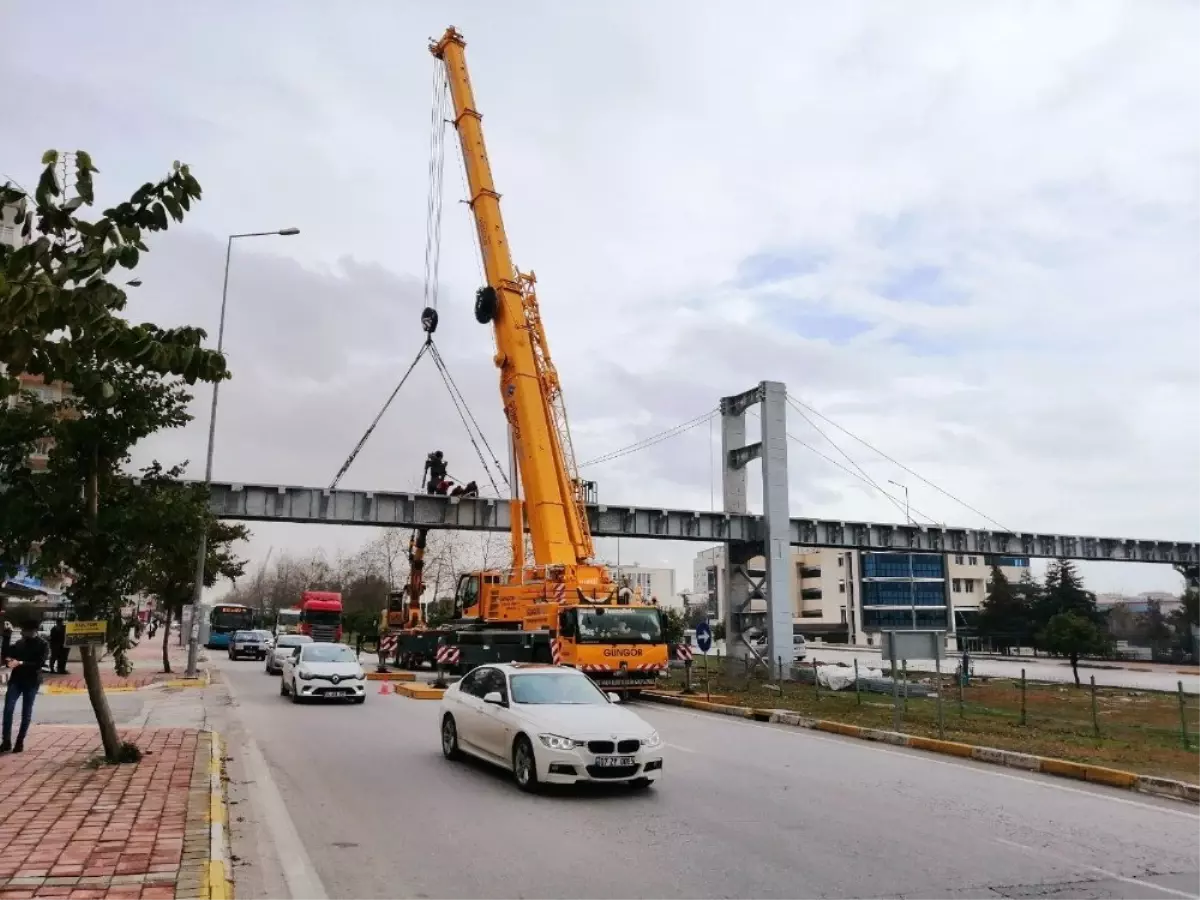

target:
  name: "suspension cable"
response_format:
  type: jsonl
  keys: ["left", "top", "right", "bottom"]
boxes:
{"left": 579, "top": 409, "right": 718, "bottom": 468}
{"left": 329, "top": 340, "right": 432, "bottom": 490}
{"left": 786, "top": 392, "right": 1012, "bottom": 532}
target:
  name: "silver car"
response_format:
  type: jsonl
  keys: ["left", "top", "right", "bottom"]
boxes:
{"left": 266, "top": 634, "right": 313, "bottom": 674}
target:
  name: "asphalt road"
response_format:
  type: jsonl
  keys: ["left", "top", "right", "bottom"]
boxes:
{"left": 213, "top": 655, "right": 1200, "bottom": 900}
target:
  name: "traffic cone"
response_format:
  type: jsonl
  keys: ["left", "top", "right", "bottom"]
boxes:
{"left": 378, "top": 682, "right": 391, "bottom": 695}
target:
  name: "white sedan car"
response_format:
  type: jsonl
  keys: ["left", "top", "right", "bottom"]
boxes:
{"left": 280, "top": 642, "right": 366, "bottom": 704}
{"left": 439, "top": 663, "right": 664, "bottom": 792}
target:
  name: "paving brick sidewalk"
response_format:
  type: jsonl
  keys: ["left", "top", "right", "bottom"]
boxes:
{"left": 0, "top": 727, "right": 213, "bottom": 899}
{"left": 38, "top": 634, "right": 206, "bottom": 695}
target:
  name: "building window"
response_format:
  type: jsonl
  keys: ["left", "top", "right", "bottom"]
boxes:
{"left": 995, "top": 556, "right": 1030, "bottom": 568}
{"left": 861, "top": 553, "right": 944, "bottom": 579}
{"left": 967, "top": 555, "right": 978, "bottom": 566}
{"left": 860, "top": 582, "right": 946, "bottom": 607}
{"left": 862, "top": 608, "right": 948, "bottom": 630}
{"left": 965, "top": 579, "right": 975, "bottom": 593}
{"left": 952, "top": 578, "right": 961, "bottom": 593}
{"left": 838, "top": 580, "right": 845, "bottom": 593}
{"left": 837, "top": 556, "right": 844, "bottom": 567}
{"left": 955, "top": 555, "right": 964, "bottom": 565}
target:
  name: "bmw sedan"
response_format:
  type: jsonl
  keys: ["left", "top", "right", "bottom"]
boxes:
{"left": 438, "top": 663, "right": 664, "bottom": 792}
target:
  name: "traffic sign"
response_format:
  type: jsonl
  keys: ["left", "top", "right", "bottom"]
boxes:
{"left": 694, "top": 621, "right": 712, "bottom": 653}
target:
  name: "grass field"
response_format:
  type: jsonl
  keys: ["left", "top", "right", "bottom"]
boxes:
{"left": 667, "top": 662, "right": 1200, "bottom": 784}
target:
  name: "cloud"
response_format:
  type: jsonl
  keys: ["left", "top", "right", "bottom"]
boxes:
{"left": 3, "top": 0, "right": 1197, "bottom": 595}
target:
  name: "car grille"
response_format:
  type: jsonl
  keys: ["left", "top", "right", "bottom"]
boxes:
{"left": 617, "top": 739, "right": 640, "bottom": 754}
{"left": 585, "top": 764, "right": 639, "bottom": 779}
{"left": 586, "top": 739, "right": 641, "bottom": 755}
{"left": 587, "top": 741, "right": 614, "bottom": 754}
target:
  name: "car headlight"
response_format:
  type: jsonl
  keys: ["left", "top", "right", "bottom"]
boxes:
{"left": 538, "top": 734, "right": 583, "bottom": 751}
{"left": 356, "top": 668, "right": 365, "bottom": 680}
{"left": 641, "top": 731, "right": 662, "bottom": 749}
{"left": 297, "top": 670, "right": 314, "bottom": 680}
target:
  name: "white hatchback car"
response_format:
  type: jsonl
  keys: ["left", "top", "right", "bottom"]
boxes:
{"left": 280, "top": 642, "right": 366, "bottom": 704}
{"left": 439, "top": 663, "right": 664, "bottom": 792}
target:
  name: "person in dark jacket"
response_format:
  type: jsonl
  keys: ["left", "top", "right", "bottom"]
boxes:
{"left": 49, "top": 621, "right": 67, "bottom": 674}
{"left": 2, "top": 621, "right": 49, "bottom": 752}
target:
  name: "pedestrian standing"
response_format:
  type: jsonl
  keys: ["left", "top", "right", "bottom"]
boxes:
{"left": 49, "top": 621, "right": 67, "bottom": 674}
{"left": 1, "top": 621, "right": 49, "bottom": 753}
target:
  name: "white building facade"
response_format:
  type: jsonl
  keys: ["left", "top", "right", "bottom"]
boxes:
{"left": 693, "top": 545, "right": 1030, "bottom": 647}
{"left": 605, "top": 565, "right": 677, "bottom": 609}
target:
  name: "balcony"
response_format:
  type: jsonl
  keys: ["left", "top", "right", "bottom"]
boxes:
{"left": 801, "top": 588, "right": 823, "bottom": 601}
{"left": 799, "top": 566, "right": 822, "bottom": 579}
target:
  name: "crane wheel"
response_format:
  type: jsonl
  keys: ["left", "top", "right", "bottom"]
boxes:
{"left": 474, "top": 286, "right": 497, "bottom": 324}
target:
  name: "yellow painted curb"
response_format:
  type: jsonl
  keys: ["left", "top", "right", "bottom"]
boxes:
{"left": 909, "top": 736, "right": 976, "bottom": 758}
{"left": 815, "top": 720, "right": 863, "bottom": 738}
{"left": 1038, "top": 757, "right": 1089, "bottom": 781}
{"left": 206, "top": 859, "right": 231, "bottom": 900}
{"left": 1083, "top": 764, "right": 1139, "bottom": 788}
{"left": 207, "top": 731, "right": 234, "bottom": 899}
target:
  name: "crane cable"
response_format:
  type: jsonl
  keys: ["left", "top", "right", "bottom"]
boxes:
{"left": 428, "top": 341, "right": 509, "bottom": 495}
{"left": 422, "top": 58, "right": 449, "bottom": 316}
{"left": 328, "top": 340, "right": 432, "bottom": 490}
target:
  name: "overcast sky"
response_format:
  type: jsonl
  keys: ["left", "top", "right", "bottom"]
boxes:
{"left": 3, "top": 0, "right": 1197, "bottom": 597}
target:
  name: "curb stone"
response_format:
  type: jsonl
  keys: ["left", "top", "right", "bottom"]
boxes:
{"left": 204, "top": 731, "right": 234, "bottom": 900}
{"left": 642, "top": 690, "right": 1199, "bottom": 805}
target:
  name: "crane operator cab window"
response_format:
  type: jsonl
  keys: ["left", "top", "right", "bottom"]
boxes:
{"left": 454, "top": 574, "right": 480, "bottom": 618}
{"left": 573, "top": 607, "right": 663, "bottom": 643}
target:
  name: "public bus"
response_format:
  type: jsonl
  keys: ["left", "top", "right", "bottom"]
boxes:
{"left": 205, "top": 603, "right": 255, "bottom": 649}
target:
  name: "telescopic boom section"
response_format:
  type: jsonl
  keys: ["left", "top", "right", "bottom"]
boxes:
{"left": 431, "top": 26, "right": 595, "bottom": 569}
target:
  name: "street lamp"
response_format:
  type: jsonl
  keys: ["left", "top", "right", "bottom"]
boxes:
{"left": 889, "top": 479, "right": 917, "bottom": 630}
{"left": 185, "top": 228, "right": 300, "bottom": 677}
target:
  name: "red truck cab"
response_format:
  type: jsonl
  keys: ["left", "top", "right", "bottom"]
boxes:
{"left": 299, "top": 591, "right": 343, "bottom": 643}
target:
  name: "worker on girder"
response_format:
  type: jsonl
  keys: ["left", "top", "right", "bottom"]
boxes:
{"left": 424, "top": 450, "right": 448, "bottom": 494}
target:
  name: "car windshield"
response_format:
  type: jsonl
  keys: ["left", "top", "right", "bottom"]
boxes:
{"left": 254, "top": 630, "right": 272, "bottom": 641}
{"left": 301, "top": 644, "right": 356, "bottom": 664}
{"left": 233, "top": 631, "right": 259, "bottom": 642}
{"left": 575, "top": 608, "right": 663, "bottom": 644}
{"left": 277, "top": 636, "right": 313, "bottom": 649}
{"left": 510, "top": 672, "right": 609, "bottom": 706}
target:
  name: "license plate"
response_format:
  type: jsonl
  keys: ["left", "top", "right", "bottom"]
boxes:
{"left": 593, "top": 756, "right": 635, "bottom": 767}
{"left": 325, "top": 690, "right": 349, "bottom": 697}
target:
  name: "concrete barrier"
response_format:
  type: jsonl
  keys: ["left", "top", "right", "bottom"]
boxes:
{"left": 640, "top": 690, "right": 1197, "bottom": 805}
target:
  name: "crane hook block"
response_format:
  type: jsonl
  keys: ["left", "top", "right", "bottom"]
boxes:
{"left": 474, "top": 286, "right": 497, "bottom": 324}
{"left": 421, "top": 306, "right": 439, "bottom": 334}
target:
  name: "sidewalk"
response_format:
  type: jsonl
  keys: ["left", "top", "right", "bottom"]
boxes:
{"left": 37, "top": 635, "right": 207, "bottom": 696}
{"left": 0, "top": 726, "right": 217, "bottom": 899}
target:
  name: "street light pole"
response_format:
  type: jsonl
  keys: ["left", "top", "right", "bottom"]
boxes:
{"left": 186, "top": 228, "right": 300, "bottom": 678}
{"left": 889, "top": 479, "right": 917, "bottom": 631}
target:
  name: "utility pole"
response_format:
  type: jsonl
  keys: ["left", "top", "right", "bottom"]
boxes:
{"left": 186, "top": 228, "right": 300, "bottom": 677}
{"left": 890, "top": 480, "right": 917, "bottom": 630}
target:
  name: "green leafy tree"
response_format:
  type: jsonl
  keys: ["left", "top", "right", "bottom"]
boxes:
{"left": 660, "top": 607, "right": 686, "bottom": 646}
{"left": 1168, "top": 582, "right": 1199, "bottom": 662}
{"left": 1038, "top": 611, "right": 1112, "bottom": 685}
{"left": 976, "top": 565, "right": 1032, "bottom": 653}
{"left": 0, "top": 151, "right": 226, "bottom": 761}
{"left": 129, "top": 465, "right": 249, "bottom": 673}
{"left": 1134, "top": 599, "right": 1173, "bottom": 651}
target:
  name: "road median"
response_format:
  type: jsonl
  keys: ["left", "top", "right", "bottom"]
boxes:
{"left": 643, "top": 690, "right": 1200, "bottom": 805}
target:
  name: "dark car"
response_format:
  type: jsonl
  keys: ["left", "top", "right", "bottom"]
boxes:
{"left": 228, "top": 630, "right": 267, "bottom": 661}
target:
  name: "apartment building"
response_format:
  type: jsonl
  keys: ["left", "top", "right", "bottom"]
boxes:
{"left": 693, "top": 545, "right": 1031, "bottom": 646}
{"left": 605, "top": 565, "right": 678, "bottom": 609}
{"left": 1, "top": 198, "right": 27, "bottom": 249}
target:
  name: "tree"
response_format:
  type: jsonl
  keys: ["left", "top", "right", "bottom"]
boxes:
{"left": 1168, "top": 584, "right": 1199, "bottom": 662}
{"left": 1036, "top": 558, "right": 1103, "bottom": 632}
{"left": 976, "top": 565, "right": 1032, "bottom": 653}
{"left": 129, "top": 465, "right": 249, "bottom": 673}
{"left": 1134, "top": 599, "right": 1173, "bottom": 651}
{"left": 660, "top": 607, "right": 686, "bottom": 646}
{"left": 0, "top": 151, "right": 226, "bottom": 761}
{"left": 1038, "top": 611, "right": 1112, "bottom": 685}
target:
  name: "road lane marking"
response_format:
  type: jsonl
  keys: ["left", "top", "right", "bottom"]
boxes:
{"left": 665, "top": 742, "right": 697, "bottom": 753}
{"left": 995, "top": 838, "right": 1199, "bottom": 898}
{"left": 224, "top": 670, "right": 330, "bottom": 899}
{"left": 638, "top": 704, "right": 1199, "bottom": 820}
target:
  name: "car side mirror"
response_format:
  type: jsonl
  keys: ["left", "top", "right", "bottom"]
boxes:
{"left": 483, "top": 691, "right": 505, "bottom": 706}
{"left": 606, "top": 692, "right": 621, "bottom": 704}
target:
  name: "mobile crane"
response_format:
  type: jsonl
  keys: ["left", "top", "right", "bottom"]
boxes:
{"left": 427, "top": 26, "right": 669, "bottom": 692}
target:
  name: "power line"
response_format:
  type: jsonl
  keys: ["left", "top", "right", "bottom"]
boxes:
{"left": 579, "top": 409, "right": 718, "bottom": 468}
{"left": 786, "top": 392, "right": 1012, "bottom": 532}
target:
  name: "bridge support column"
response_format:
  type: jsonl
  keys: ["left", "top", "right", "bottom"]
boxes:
{"left": 720, "top": 381, "right": 792, "bottom": 678}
